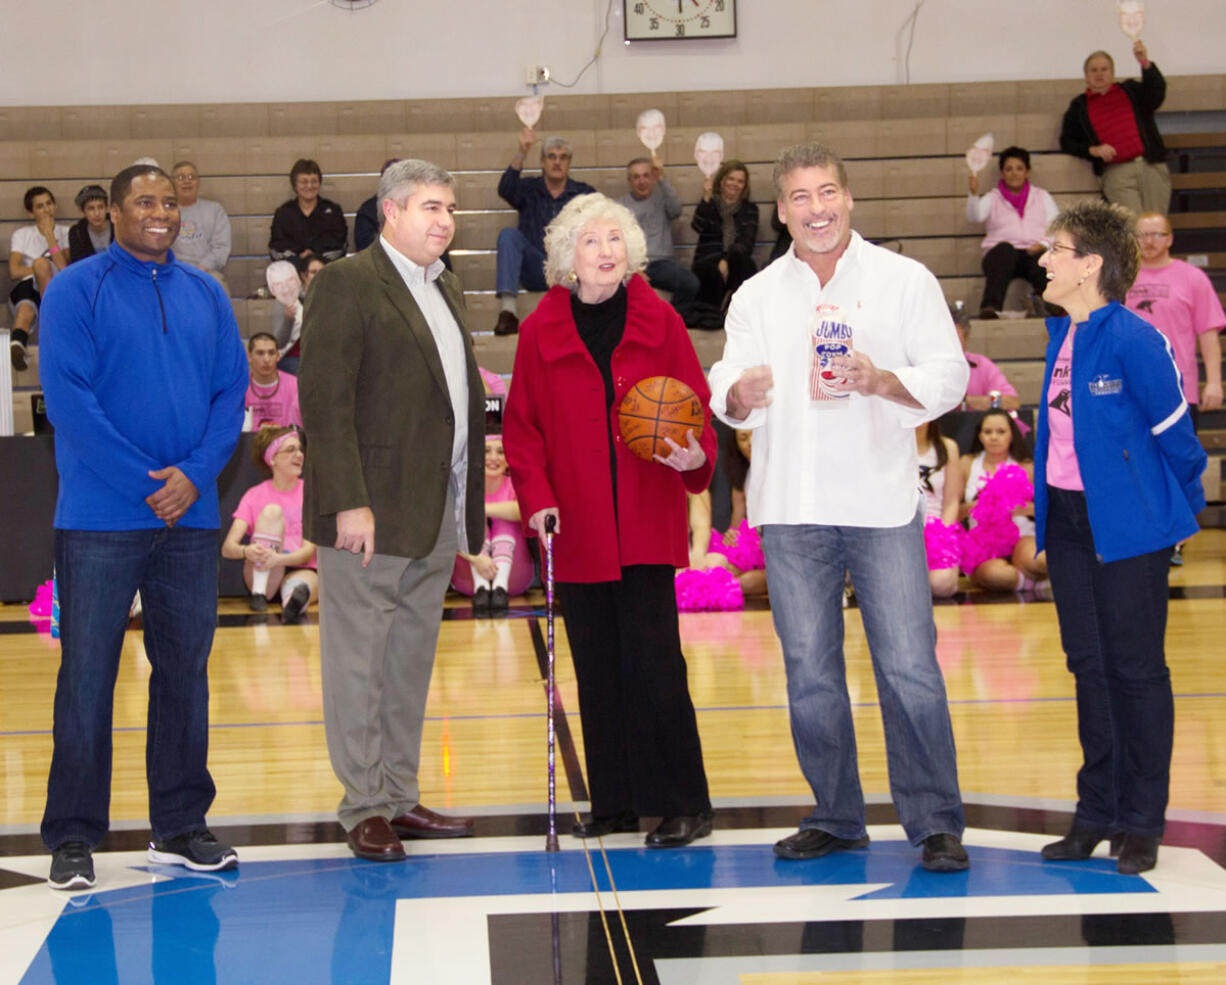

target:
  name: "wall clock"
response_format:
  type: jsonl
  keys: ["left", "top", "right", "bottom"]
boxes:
{"left": 623, "top": 0, "right": 736, "bottom": 41}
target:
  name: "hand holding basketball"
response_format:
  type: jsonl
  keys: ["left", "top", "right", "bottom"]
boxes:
{"left": 653, "top": 430, "right": 706, "bottom": 472}
{"left": 618, "top": 376, "right": 705, "bottom": 463}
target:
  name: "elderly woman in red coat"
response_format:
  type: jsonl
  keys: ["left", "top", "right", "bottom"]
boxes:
{"left": 504, "top": 193, "right": 717, "bottom": 849}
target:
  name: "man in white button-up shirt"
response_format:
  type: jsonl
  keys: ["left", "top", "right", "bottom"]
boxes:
{"left": 300, "top": 160, "right": 487, "bottom": 863}
{"left": 708, "top": 142, "right": 970, "bottom": 872}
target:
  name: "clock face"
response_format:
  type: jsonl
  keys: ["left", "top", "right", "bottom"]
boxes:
{"left": 623, "top": 0, "right": 736, "bottom": 41}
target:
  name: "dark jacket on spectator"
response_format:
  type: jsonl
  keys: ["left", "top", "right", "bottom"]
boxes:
{"left": 269, "top": 198, "right": 348, "bottom": 261}
{"left": 497, "top": 167, "right": 596, "bottom": 253}
{"left": 1060, "top": 63, "right": 1167, "bottom": 176}
{"left": 690, "top": 198, "right": 759, "bottom": 266}
{"left": 67, "top": 218, "right": 113, "bottom": 265}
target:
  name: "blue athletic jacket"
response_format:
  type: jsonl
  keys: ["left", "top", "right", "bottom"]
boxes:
{"left": 1034, "top": 301, "right": 1207, "bottom": 562}
{"left": 39, "top": 242, "right": 248, "bottom": 531}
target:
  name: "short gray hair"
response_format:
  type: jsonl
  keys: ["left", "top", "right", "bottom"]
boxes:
{"left": 543, "top": 194, "right": 647, "bottom": 291}
{"left": 377, "top": 159, "right": 455, "bottom": 214}
{"left": 541, "top": 136, "right": 572, "bottom": 159}
{"left": 773, "top": 142, "right": 849, "bottom": 198}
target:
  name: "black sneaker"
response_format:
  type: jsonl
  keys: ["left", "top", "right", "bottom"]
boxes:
{"left": 49, "top": 841, "right": 96, "bottom": 890}
{"left": 249, "top": 593, "right": 268, "bottom": 612}
{"left": 11, "top": 341, "right": 28, "bottom": 372}
{"left": 147, "top": 830, "right": 238, "bottom": 872}
{"left": 281, "top": 582, "right": 310, "bottom": 623}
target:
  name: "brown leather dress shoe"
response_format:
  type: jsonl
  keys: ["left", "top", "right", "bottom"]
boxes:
{"left": 346, "top": 817, "right": 406, "bottom": 862}
{"left": 390, "top": 804, "right": 475, "bottom": 839}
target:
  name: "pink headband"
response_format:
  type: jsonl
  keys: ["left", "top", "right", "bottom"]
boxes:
{"left": 263, "top": 432, "right": 295, "bottom": 467}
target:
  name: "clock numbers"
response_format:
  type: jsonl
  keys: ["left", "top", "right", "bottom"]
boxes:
{"left": 675, "top": 22, "right": 685, "bottom": 36}
{"left": 624, "top": 0, "right": 736, "bottom": 41}
{"left": 700, "top": 15, "right": 710, "bottom": 26}
{"left": 650, "top": 16, "right": 659, "bottom": 29}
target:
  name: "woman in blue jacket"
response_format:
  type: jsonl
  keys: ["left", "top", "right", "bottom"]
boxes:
{"left": 1033, "top": 200, "right": 1207, "bottom": 876}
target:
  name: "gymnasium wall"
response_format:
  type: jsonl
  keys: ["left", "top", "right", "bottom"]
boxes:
{"left": 5, "top": 0, "right": 1223, "bottom": 108}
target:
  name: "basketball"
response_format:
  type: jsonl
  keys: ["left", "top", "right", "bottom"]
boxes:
{"left": 617, "top": 376, "right": 705, "bottom": 462}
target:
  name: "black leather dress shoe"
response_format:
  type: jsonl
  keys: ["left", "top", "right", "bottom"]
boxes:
{"left": 645, "top": 813, "right": 713, "bottom": 849}
{"left": 1041, "top": 826, "right": 1111, "bottom": 861}
{"left": 1116, "top": 834, "right": 1160, "bottom": 875}
{"left": 491, "top": 587, "right": 509, "bottom": 613}
{"left": 494, "top": 311, "right": 519, "bottom": 336}
{"left": 346, "top": 817, "right": 406, "bottom": 862}
{"left": 390, "top": 804, "right": 475, "bottom": 839}
{"left": 472, "top": 587, "right": 491, "bottom": 616}
{"left": 572, "top": 810, "right": 638, "bottom": 839}
{"left": 921, "top": 833, "right": 969, "bottom": 872}
{"left": 773, "top": 828, "right": 870, "bottom": 860}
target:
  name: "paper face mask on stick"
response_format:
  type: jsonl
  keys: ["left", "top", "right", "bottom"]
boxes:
{"left": 965, "top": 133, "right": 995, "bottom": 174}
{"left": 635, "top": 109, "right": 666, "bottom": 151}
{"left": 515, "top": 94, "right": 544, "bottom": 129}
{"left": 266, "top": 260, "right": 302, "bottom": 307}
{"left": 694, "top": 132, "right": 725, "bottom": 177}
{"left": 1118, "top": 0, "right": 1145, "bottom": 40}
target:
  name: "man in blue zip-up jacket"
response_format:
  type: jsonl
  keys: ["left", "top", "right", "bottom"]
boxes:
{"left": 37, "top": 164, "right": 249, "bottom": 891}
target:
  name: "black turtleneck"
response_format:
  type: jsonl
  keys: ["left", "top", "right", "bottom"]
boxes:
{"left": 571, "top": 284, "right": 628, "bottom": 512}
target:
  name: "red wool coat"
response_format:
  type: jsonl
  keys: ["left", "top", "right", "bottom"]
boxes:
{"left": 503, "top": 275, "right": 716, "bottom": 583}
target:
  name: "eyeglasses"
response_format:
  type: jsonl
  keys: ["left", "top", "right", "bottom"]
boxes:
{"left": 1136, "top": 231, "right": 1171, "bottom": 240}
{"left": 1045, "top": 242, "right": 1083, "bottom": 257}
{"left": 173, "top": 173, "right": 198, "bottom": 182}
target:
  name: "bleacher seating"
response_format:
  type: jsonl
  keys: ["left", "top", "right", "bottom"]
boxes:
{"left": 3, "top": 79, "right": 1223, "bottom": 504}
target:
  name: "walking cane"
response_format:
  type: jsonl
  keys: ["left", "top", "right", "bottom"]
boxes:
{"left": 543, "top": 513, "right": 559, "bottom": 853}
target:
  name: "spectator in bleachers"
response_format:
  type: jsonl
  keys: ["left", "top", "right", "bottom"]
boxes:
{"left": 8, "top": 186, "right": 70, "bottom": 371}
{"left": 1060, "top": 41, "right": 1170, "bottom": 215}
{"left": 268, "top": 159, "right": 347, "bottom": 262}
{"left": 1127, "top": 212, "right": 1224, "bottom": 420}
{"left": 966, "top": 146, "right": 1058, "bottom": 319}
{"left": 618, "top": 154, "right": 699, "bottom": 326}
{"left": 917, "top": 420, "right": 964, "bottom": 598}
{"left": 493, "top": 129, "right": 595, "bottom": 337}
{"left": 354, "top": 158, "right": 397, "bottom": 251}
{"left": 267, "top": 255, "right": 324, "bottom": 375}
{"left": 951, "top": 305, "right": 1021, "bottom": 411}
{"left": 960, "top": 409, "right": 1047, "bottom": 592}
{"left": 1127, "top": 210, "right": 1225, "bottom": 565}
{"left": 221, "top": 426, "right": 317, "bottom": 621}
{"left": 67, "top": 185, "right": 113, "bottom": 264}
{"left": 244, "top": 332, "right": 302, "bottom": 430}
{"left": 450, "top": 432, "right": 532, "bottom": 616}
{"left": 171, "top": 161, "right": 231, "bottom": 288}
{"left": 690, "top": 160, "right": 758, "bottom": 328}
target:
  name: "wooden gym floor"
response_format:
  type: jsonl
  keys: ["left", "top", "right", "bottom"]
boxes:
{"left": 1, "top": 530, "right": 1225, "bottom": 984}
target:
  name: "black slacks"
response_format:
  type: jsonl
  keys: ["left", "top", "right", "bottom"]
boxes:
{"left": 557, "top": 564, "right": 711, "bottom": 818}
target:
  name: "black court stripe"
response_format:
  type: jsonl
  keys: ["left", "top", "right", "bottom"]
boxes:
{"left": 527, "top": 617, "right": 589, "bottom": 804}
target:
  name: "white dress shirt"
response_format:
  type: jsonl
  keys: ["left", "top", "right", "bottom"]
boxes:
{"left": 381, "top": 235, "right": 472, "bottom": 549}
{"left": 708, "top": 233, "right": 968, "bottom": 528}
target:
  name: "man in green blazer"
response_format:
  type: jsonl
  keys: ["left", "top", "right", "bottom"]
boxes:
{"left": 299, "top": 159, "right": 486, "bottom": 862}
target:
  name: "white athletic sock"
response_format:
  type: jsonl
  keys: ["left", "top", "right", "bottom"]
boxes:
{"left": 490, "top": 535, "right": 514, "bottom": 591}
{"left": 251, "top": 568, "right": 270, "bottom": 596}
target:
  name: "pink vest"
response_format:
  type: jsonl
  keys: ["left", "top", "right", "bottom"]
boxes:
{"left": 981, "top": 188, "right": 1050, "bottom": 252}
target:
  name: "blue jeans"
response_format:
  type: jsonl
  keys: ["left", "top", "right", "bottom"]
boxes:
{"left": 1044, "top": 487, "right": 1173, "bottom": 837}
{"left": 760, "top": 509, "right": 964, "bottom": 845}
{"left": 495, "top": 227, "right": 548, "bottom": 297}
{"left": 645, "top": 258, "right": 699, "bottom": 322}
{"left": 42, "top": 527, "right": 220, "bottom": 851}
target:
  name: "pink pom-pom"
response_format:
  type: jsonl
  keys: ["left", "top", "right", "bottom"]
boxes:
{"left": 961, "top": 463, "right": 1032, "bottom": 573}
{"left": 724, "top": 521, "right": 764, "bottom": 572}
{"left": 28, "top": 580, "right": 54, "bottom": 618}
{"left": 923, "top": 518, "right": 964, "bottom": 571}
{"left": 675, "top": 566, "right": 745, "bottom": 612}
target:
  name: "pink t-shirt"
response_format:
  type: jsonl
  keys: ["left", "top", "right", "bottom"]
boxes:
{"left": 233, "top": 477, "right": 315, "bottom": 569}
{"left": 1126, "top": 260, "right": 1226, "bottom": 405}
{"left": 1045, "top": 329, "right": 1083, "bottom": 490}
{"left": 965, "top": 351, "right": 1018, "bottom": 399}
{"left": 245, "top": 371, "right": 302, "bottom": 431}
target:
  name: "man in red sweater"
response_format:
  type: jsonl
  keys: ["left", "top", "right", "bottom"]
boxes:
{"left": 1060, "top": 40, "right": 1170, "bottom": 215}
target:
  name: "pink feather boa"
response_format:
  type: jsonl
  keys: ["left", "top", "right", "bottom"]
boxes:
{"left": 705, "top": 520, "right": 765, "bottom": 572}
{"left": 960, "top": 463, "right": 1034, "bottom": 574}
{"left": 675, "top": 566, "right": 745, "bottom": 612}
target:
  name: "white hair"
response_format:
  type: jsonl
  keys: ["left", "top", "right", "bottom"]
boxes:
{"left": 542, "top": 194, "right": 648, "bottom": 291}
